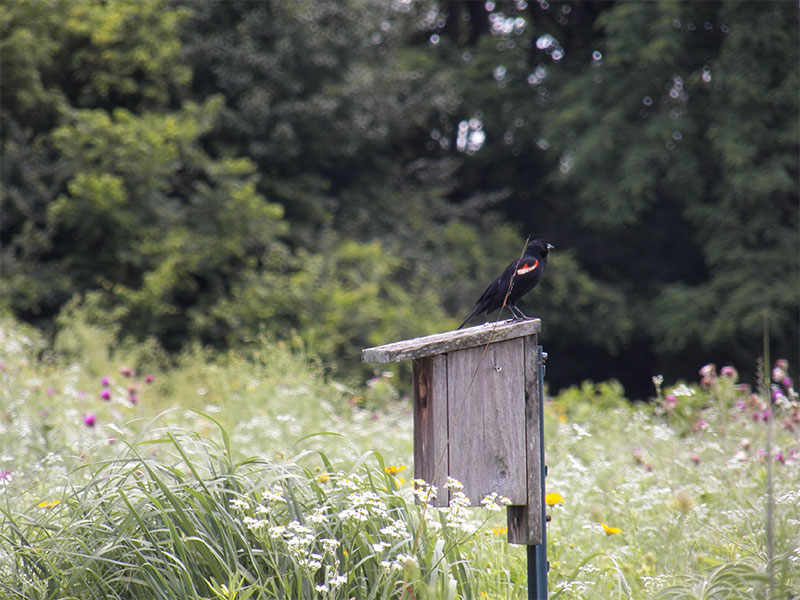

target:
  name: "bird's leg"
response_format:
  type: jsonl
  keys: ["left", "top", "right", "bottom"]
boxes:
{"left": 507, "top": 305, "right": 522, "bottom": 320}
{"left": 511, "top": 305, "right": 529, "bottom": 320}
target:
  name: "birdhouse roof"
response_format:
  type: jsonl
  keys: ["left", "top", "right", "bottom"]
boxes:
{"left": 361, "top": 318, "right": 541, "bottom": 363}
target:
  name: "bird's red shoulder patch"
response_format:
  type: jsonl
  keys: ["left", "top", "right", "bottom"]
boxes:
{"left": 516, "top": 259, "right": 539, "bottom": 276}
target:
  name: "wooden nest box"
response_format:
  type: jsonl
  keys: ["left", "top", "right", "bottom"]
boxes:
{"left": 362, "top": 319, "right": 545, "bottom": 545}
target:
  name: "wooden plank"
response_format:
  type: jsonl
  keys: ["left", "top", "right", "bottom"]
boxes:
{"left": 507, "top": 335, "right": 543, "bottom": 545}
{"left": 362, "top": 319, "right": 541, "bottom": 364}
{"left": 447, "top": 339, "right": 527, "bottom": 506}
{"left": 412, "top": 355, "right": 449, "bottom": 507}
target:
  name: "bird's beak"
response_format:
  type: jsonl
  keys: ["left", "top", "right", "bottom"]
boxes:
{"left": 547, "top": 243, "right": 555, "bottom": 251}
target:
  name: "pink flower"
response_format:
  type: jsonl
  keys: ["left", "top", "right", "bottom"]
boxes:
{"left": 0, "top": 470, "right": 12, "bottom": 485}
{"left": 145, "top": 375, "right": 154, "bottom": 384}
{"left": 665, "top": 394, "right": 677, "bottom": 410}
{"left": 692, "top": 419, "right": 710, "bottom": 432}
{"left": 101, "top": 376, "right": 110, "bottom": 387}
{"left": 47, "top": 388, "right": 56, "bottom": 396}
{"left": 128, "top": 395, "right": 137, "bottom": 405}
{"left": 120, "top": 367, "right": 135, "bottom": 378}
{"left": 720, "top": 366, "right": 737, "bottom": 379}
{"left": 699, "top": 363, "right": 716, "bottom": 378}
{"left": 776, "top": 359, "right": 789, "bottom": 370}
{"left": 772, "top": 367, "right": 786, "bottom": 383}
{"left": 761, "top": 410, "right": 773, "bottom": 422}
{"left": 83, "top": 413, "right": 96, "bottom": 427}
{"left": 690, "top": 455, "right": 701, "bottom": 465}
{"left": 100, "top": 389, "right": 111, "bottom": 401}
{"left": 782, "top": 377, "right": 792, "bottom": 389}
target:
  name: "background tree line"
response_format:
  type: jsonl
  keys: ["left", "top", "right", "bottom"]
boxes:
{"left": 2, "top": 0, "right": 797, "bottom": 397}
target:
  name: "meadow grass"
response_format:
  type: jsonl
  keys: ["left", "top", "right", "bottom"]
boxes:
{"left": 1, "top": 315, "right": 798, "bottom": 598}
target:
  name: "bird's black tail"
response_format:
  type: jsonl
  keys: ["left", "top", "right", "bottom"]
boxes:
{"left": 457, "top": 306, "right": 481, "bottom": 330}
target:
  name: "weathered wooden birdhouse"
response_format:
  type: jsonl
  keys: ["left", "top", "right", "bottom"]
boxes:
{"left": 362, "top": 319, "right": 545, "bottom": 545}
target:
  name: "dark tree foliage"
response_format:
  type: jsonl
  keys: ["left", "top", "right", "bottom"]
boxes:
{"left": 1, "top": 0, "right": 796, "bottom": 394}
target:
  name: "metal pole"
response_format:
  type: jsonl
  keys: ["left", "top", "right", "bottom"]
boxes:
{"left": 528, "top": 347, "right": 548, "bottom": 599}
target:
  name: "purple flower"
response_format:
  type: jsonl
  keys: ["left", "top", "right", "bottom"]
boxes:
{"left": 772, "top": 389, "right": 785, "bottom": 404}
{"left": 0, "top": 470, "right": 12, "bottom": 485}
{"left": 100, "top": 389, "right": 111, "bottom": 401}
{"left": 128, "top": 395, "right": 137, "bottom": 405}
{"left": 84, "top": 413, "right": 97, "bottom": 427}
{"left": 101, "top": 376, "right": 110, "bottom": 387}
{"left": 736, "top": 400, "right": 746, "bottom": 411}
{"left": 720, "top": 366, "right": 737, "bottom": 379}
{"left": 782, "top": 377, "right": 792, "bottom": 389}
{"left": 761, "top": 410, "right": 773, "bottom": 422}
{"left": 145, "top": 375, "right": 154, "bottom": 384}
{"left": 665, "top": 394, "right": 677, "bottom": 410}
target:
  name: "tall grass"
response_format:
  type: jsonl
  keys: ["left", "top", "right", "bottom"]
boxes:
{"left": 1, "top": 315, "right": 798, "bottom": 598}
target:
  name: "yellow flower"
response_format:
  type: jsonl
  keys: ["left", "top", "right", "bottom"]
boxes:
{"left": 37, "top": 500, "right": 61, "bottom": 508}
{"left": 558, "top": 413, "right": 568, "bottom": 423}
{"left": 491, "top": 526, "right": 507, "bottom": 536}
{"left": 384, "top": 465, "right": 406, "bottom": 474}
{"left": 317, "top": 473, "right": 330, "bottom": 482}
{"left": 545, "top": 492, "right": 564, "bottom": 506}
{"left": 601, "top": 522, "right": 621, "bottom": 535}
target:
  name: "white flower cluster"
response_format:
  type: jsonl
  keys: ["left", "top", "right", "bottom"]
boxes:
{"left": 412, "top": 478, "right": 437, "bottom": 503}
{"left": 480, "top": 492, "right": 511, "bottom": 512}
{"left": 380, "top": 552, "right": 418, "bottom": 572}
{"left": 443, "top": 478, "right": 474, "bottom": 533}
{"left": 340, "top": 490, "right": 389, "bottom": 522}
{"left": 269, "top": 520, "right": 321, "bottom": 569}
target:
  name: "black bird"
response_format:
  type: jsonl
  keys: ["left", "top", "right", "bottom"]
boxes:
{"left": 458, "top": 239, "right": 554, "bottom": 329}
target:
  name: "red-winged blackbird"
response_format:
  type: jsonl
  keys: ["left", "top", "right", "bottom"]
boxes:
{"left": 458, "top": 239, "right": 555, "bottom": 329}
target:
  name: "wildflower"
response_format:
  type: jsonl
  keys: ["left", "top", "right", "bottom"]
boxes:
{"left": 379, "top": 519, "right": 409, "bottom": 538}
{"left": 262, "top": 485, "right": 285, "bottom": 503}
{"left": 46, "top": 387, "right": 56, "bottom": 396}
{"left": 101, "top": 376, "right": 110, "bottom": 387}
{"left": 545, "top": 492, "right": 564, "bottom": 506}
{"left": 83, "top": 413, "right": 96, "bottom": 427}
{"left": 229, "top": 497, "right": 250, "bottom": 512}
{"left": 776, "top": 359, "right": 789, "bottom": 370}
{"left": 445, "top": 476, "right": 464, "bottom": 490}
{"left": 145, "top": 375, "right": 154, "bottom": 384}
{"left": 243, "top": 516, "right": 267, "bottom": 530}
{"left": 321, "top": 538, "right": 340, "bottom": 553}
{"left": 128, "top": 395, "right": 137, "bottom": 405}
{"left": 38, "top": 500, "right": 61, "bottom": 508}
{"left": 692, "top": 419, "right": 709, "bottom": 432}
{"left": 720, "top": 365, "right": 737, "bottom": 379}
{"left": 481, "top": 492, "right": 511, "bottom": 511}
{"left": 120, "top": 367, "right": 135, "bottom": 378}
{"left": 699, "top": 363, "right": 716, "bottom": 387}
{"left": 761, "top": 410, "right": 773, "bottom": 422}
{"left": 492, "top": 526, "right": 507, "bottom": 536}
{"left": 690, "top": 455, "right": 701, "bottom": 465}
{"left": 315, "top": 584, "right": 329, "bottom": 593}
{"left": 372, "top": 541, "right": 390, "bottom": 553}
{"left": 307, "top": 507, "right": 329, "bottom": 524}
{"left": 664, "top": 394, "right": 677, "bottom": 411}
{"left": 100, "top": 389, "right": 111, "bottom": 401}
{"left": 0, "top": 470, "right": 12, "bottom": 485}
{"left": 317, "top": 473, "right": 330, "bottom": 483}
{"left": 384, "top": 464, "right": 406, "bottom": 474}
{"left": 412, "top": 479, "right": 437, "bottom": 503}
{"left": 601, "top": 522, "right": 621, "bottom": 535}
